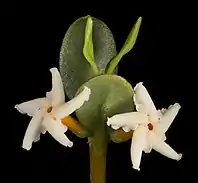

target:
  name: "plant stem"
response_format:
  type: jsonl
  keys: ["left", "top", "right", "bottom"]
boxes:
{"left": 89, "top": 131, "right": 108, "bottom": 183}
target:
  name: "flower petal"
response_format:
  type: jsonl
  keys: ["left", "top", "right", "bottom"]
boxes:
{"left": 42, "top": 115, "right": 73, "bottom": 147}
{"left": 144, "top": 144, "right": 152, "bottom": 153}
{"left": 107, "top": 112, "right": 148, "bottom": 130}
{"left": 54, "top": 86, "right": 91, "bottom": 119}
{"left": 22, "top": 109, "right": 45, "bottom": 150}
{"left": 131, "top": 125, "right": 148, "bottom": 171}
{"left": 47, "top": 68, "right": 65, "bottom": 107}
{"left": 149, "top": 132, "right": 182, "bottom": 160}
{"left": 15, "top": 98, "right": 47, "bottom": 116}
{"left": 144, "top": 132, "right": 153, "bottom": 153}
{"left": 133, "top": 82, "right": 158, "bottom": 121}
{"left": 158, "top": 103, "right": 181, "bottom": 133}
{"left": 34, "top": 125, "right": 47, "bottom": 142}
{"left": 123, "top": 126, "right": 131, "bottom": 132}
{"left": 111, "top": 125, "right": 120, "bottom": 130}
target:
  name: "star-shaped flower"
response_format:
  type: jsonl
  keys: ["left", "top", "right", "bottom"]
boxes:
{"left": 107, "top": 82, "right": 182, "bottom": 171}
{"left": 15, "top": 67, "right": 91, "bottom": 150}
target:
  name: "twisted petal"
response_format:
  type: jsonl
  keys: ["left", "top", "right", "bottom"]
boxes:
{"left": 15, "top": 98, "right": 47, "bottom": 116}
{"left": 55, "top": 86, "right": 91, "bottom": 119}
{"left": 107, "top": 112, "right": 148, "bottom": 130}
{"left": 42, "top": 115, "right": 73, "bottom": 147}
{"left": 131, "top": 125, "right": 148, "bottom": 171}
{"left": 22, "top": 109, "right": 45, "bottom": 150}
{"left": 133, "top": 82, "right": 158, "bottom": 120}
{"left": 149, "top": 132, "right": 182, "bottom": 160}
{"left": 158, "top": 103, "right": 181, "bottom": 133}
{"left": 46, "top": 68, "right": 65, "bottom": 107}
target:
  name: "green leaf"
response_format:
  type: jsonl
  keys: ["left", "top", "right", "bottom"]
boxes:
{"left": 75, "top": 75, "right": 135, "bottom": 139}
{"left": 83, "top": 16, "right": 98, "bottom": 75}
{"left": 106, "top": 17, "right": 142, "bottom": 74}
{"left": 59, "top": 16, "right": 117, "bottom": 99}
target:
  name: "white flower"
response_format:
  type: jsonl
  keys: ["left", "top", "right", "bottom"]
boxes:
{"left": 15, "top": 67, "right": 91, "bottom": 150}
{"left": 107, "top": 82, "right": 182, "bottom": 171}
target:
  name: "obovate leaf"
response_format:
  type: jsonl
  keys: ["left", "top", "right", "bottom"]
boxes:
{"left": 59, "top": 16, "right": 117, "bottom": 99}
{"left": 75, "top": 75, "right": 135, "bottom": 141}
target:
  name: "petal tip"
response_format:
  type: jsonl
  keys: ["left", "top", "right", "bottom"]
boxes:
{"left": 84, "top": 86, "right": 91, "bottom": 94}
{"left": 112, "top": 125, "right": 120, "bottom": 130}
{"left": 122, "top": 126, "right": 130, "bottom": 132}
{"left": 174, "top": 103, "right": 181, "bottom": 109}
{"left": 106, "top": 117, "right": 110, "bottom": 126}
{"left": 177, "top": 153, "right": 182, "bottom": 161}
{"left": 22, "top": 144, "right": 32, "bottom": 151}
{"left": 68, "top": 141, "right": 73, "bottom": 147}
{"left": 134, "top": 82, "right": 144, "bottom": 94}
{"left": 15, "top": 104, "right": 24, "bottom": 114}
{"left": 50, "top": 67, "right": 58, "bottom": 72}
{"left": 133, "top": 166, "right": 140, "bottom": 171}
{"left": 135, "top": 82, "right": 143, "bottom": 88}
{"left": 83, "top": 86, "right": 91, "bottom": 101}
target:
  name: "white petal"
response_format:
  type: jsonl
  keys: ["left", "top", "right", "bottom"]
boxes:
{"left": 144, "top": 144, "right": 152, "bottom": 153}
{"left": 111, "top": 125, "right": 120, "bottom": 130}
{"left": 47, "top": 68, "right": 65, "bottom": 107}
{"left": 40, "top": 125, "right": 47, "bottom": 134}
{"left": 144, "top": 132, "right": 152, "bottom": 153}
{"left": 159, "top": 108, "right": 167, "bottom": 115}
{"left": 154, "top": 129, "right": 167, "bottom": 141}
{"left": 42, "top": 115, "right": 73, "bottom": 147}
{"left": 15, "top": 98, "right": 47, "bottom": 116}
{"left": 158, "top": 103, "right": 181, "bottom": 133}
{"left": 54, "top": 86, "right": 91, "bottom": 119}
{"left": 107, "top": 112, "right": 148, "bottom": 130}
{"left": 133, "top": 82, "right": 158, "bottom": 121}
{"left": 131, "top": 125, "right": 148, "bottom": 171}
{"left": 34, "top": 125, "right": 47, "bottom": 142}
{"left": 22, "top": 109, "right": 45, "bottom": 150}
{"left": 149, "top": 132, "right": 182, "bottom": 160}
{"left": 122, "top": 126, "right": 131, "bottom": 132}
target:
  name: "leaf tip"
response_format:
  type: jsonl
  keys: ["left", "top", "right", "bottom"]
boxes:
{"left": 83, "top": 15, "right": 91, "bottom": 19}
{"left": 134, "top": 17, "right": 142, "bottom": 30}
{"left": 137, "top": 16, "right": 142, "bottom": 23}
{"left": 86, "top": 15, "right": 93, "bottom": 27}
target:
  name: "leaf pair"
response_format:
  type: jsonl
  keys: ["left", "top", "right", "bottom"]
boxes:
{"left": 60, "top": 15, "right": 142, "bottom": 99}
{"left": 84, "top": 16, "right": 142, "bottom": 75}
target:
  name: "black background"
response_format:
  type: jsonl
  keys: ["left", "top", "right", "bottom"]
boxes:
{"left": 2, "top": 2, "right": 194, "bottom": 182}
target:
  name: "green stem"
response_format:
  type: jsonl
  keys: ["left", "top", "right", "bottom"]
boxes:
{"left": 89, "top": 132, "right": 108, "bottom": 183}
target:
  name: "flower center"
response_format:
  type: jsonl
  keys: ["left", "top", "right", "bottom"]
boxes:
{"left": 47, "top": 106, "right": 53, "bottom": 113}
{"left": 147, "top": 123, "right": 153, "bottom": 131}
